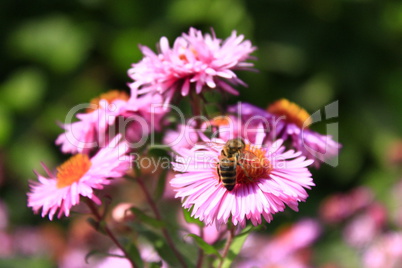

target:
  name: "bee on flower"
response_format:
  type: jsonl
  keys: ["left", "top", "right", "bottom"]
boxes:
{"left": 170, "top": 124, "right": 315, "bottom": 227}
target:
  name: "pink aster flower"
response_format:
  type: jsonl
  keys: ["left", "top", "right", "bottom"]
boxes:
{"left": 362, "top": 232, "right": 402, "bottom": 268}
{"left": 170, "top": 127, "right": 315, "bottom": 227}
{"left": 319, "top": 187, "right": 373, "bottom": 224}
{"left": 201, "top": 114, "right": 267, "bottom": 143}
{"left": 56, "top": 90, "right": 131, "bottom": 154}
{"left": 391, "top": 179, "right": 402, "bottom": 228}
{"left": 28, "top": 135, "right": 131, "bottom": 220}
{"left": 56, "top": 90, "right": 168, "bottom": 154}
{"left": 128, "top": 27, "right": 256, "bottom": 105}
{"left": 0, "top": 231, "right": 12, "bottom": 258}
{"left": 343, "top": 203, "right": 387, "bottom": 248}
{"left": 237, "top": 219, "right": 321, "bottom": 268}
{"left": 163, "top": 123, "right": 200, "bottom": 153}
{"left": 229, "top": 100, "right": 342, "bottom": 167}
{"left": 59, "top": 247, "right": 96, "bottom": 268}
{"left": 163, "top": 117, "right": 232, "bottom": 153}
{"left": 0, "top": 200, "right": 8, "bottom": 230}
{"left": 124, "top": 92, "right": 169, "bottom": 146}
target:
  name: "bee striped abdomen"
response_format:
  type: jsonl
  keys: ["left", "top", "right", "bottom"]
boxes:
{"left": 218, "top": 157, "right": 237, "bottom": 191}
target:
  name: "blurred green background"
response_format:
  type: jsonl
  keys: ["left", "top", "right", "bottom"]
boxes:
{"left": 1, "top": 0, "right": 401, "bottom": 266}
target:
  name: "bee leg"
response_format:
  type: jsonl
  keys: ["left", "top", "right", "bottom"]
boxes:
{"left": 237, "top": 162, "right": 253, "bottom": 182}
{"left": 216, "top": 166, "right": 221, "bottom": 187}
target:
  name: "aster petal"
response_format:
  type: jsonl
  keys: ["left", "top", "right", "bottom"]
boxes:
{"left": 181, "top": 79, "right": 190, "bottom": 96}
{"left": 171, "top": 135, "right": 314, "bottom": 227}
{"left": 216, "top": 80, "right": 240, "bottom": 96}
{"left": 28, "top": 135, "right": 130, "bottom": 220}
{"left": 253, "top": 123, "right": 266, "bottom": 147}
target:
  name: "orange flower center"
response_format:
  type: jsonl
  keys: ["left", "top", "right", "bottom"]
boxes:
{"left": 178, "top": 47, "right": 198, "bottom": 63}
{"left": 236, "top": 144, "right": 272, "bottom": 184}
{"left": 56, "top": 154, "right": 92, "bottom": 188}
{"left": 210, "top": 116, "right": 230, "bottom": 127}
{"left": 87, "top": 90, "right": 129, "bottom": 113}
{"left": 267, "top": 99, "right": 312, "bottom": 128}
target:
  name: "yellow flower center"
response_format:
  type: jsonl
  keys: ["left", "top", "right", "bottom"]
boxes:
{"left": 236, "top": 144, "right": 272, "bottom": 184}
{"left": 56, "top": 154, "right": 92, "bottom": 188}
{"left": 87, "top": 90, "right": 129, "bottom": 113}
{"left": 267, "top": 99, "right": 312, "bottom": 128}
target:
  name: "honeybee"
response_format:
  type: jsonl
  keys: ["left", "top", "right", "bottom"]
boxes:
{"left": 216, "top": 138, "right": 256, "bottom": 191}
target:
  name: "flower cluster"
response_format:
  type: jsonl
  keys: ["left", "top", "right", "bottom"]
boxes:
{"left": 27, "top": 27, "right": 342, "bottom": 267}
{"left": 168, "top": 100, "right": 340, "bottom": 227}
{"left": 318, "top": 185, "right": 402, "bottom": 267}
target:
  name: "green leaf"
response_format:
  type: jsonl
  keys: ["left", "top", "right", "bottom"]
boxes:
{"left": 85, "top": 250, "right": 100, "bottom": 264}
{"left": 148, "top": 262, "right": 163, "bottom": 268}
{"left": 125, "top": 243, "right": 144, "bottom": 268}
{"left": 182, "top": 207, "right": 204, "bottom": 227}
{"left": 130, "top": 207, "right": 166, "bottom": 228}
{"left": 236, "top": 224, "right": 261, "bottom": 238}
{"left": 86, "top": 217, "right": 99, "bottom": 230}
{"left": 132, "top": 160, "right": 142, "bottom": 177}
{"left": 137, "top": 227, "right": 181, "bottom": 267}
{"left": 186, "top": 234, "right": 222, "bottom": 258}
{"left": 147, "top": 144, "right": 174, "bottom": 154}
{"left": 86, "top": 217, "right": 106, "bottom": 234}
{"left": 85, "top": 250, "right": 129, "bottom": 265}
{"left": 219, "top": 228, "right": 251, "bottom": 268}
{"left": 0, "top": 257, "right": 53, "bottom": 268}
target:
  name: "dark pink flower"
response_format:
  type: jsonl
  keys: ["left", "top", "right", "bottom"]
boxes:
{"left": 319, "top": 187, "right": 373, "bottom": 224}
{"left": 230, "top": 100, "right": 342, "bottom": 167}
{"left": 128, "top": 27, "right": 255, "bottom": 105}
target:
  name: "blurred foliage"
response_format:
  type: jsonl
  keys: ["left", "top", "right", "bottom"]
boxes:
{"left": 0, "top": 0, "right": 401, "bottom": 266}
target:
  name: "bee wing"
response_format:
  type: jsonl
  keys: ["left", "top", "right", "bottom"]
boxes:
{"left": 239, "top": 150, "right": 272, "bottom": 171}
{"left": 194, "top": 141, "right": 224, "bottom": 151}
{"left": 239, "top": 151, "right": 263, "bottom": 169}
{"left": 238, "top": 150, "right": 259, "bottom": 167}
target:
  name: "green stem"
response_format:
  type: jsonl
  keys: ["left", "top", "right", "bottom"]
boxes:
{"left": 190, "top": 92, "right": 204, "bottom": 129}
{"left": 218, "top": 225, "right": 235, "bottom": 268}
{"left": 86, "top": 199, "right": 138, "bottom": 268}
{"left": 196, "top": 227, "right": 205, "bottom": 268}
{"left": 136, "top": 176, "right": 188, "bottom": 268}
